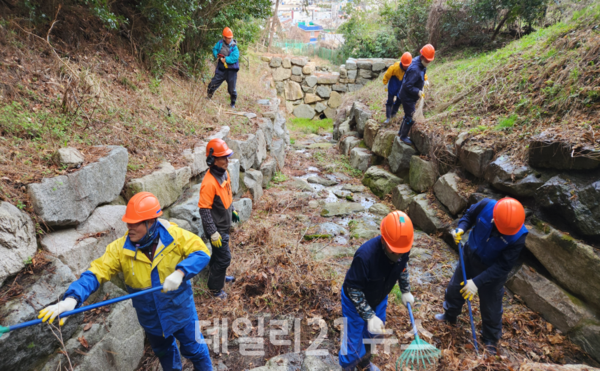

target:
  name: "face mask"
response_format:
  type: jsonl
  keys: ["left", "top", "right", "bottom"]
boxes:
{"left": 422, "top": 59, "right": 430, "bottom": 67}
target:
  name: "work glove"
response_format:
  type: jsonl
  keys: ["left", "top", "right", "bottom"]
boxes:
{"left": 451, "top": 228, "right": 464, "bottom": 244}
{"left": 232, "top": 210, "right": 240, "bottom": 223}
{"left": 384, "top": 83, "right": 388, "bottom": 92}
{"left": 460, "top": 279, "right": 478, "bottom": 301}
{"left": 211, "top": 231, "right": 222, "bottom": 248}
{"left": 401, "top": 292, "right": 415, "bottom": 307}
{"left": 367, "top": 315, "right": 385, "bottom": 335}
{"left": 38, "top": 297, "right": 77, "bottom": 326}
{"left": 424, "top": 80, "right": 430, "bottom": 87}
{"left": 419, "top": 90, "right": 425, "bottom": 99}
{"left": 163, "top": 270, "right": 184, "bottom": 292}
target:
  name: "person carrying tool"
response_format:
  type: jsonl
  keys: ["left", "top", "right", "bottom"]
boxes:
{"left": 207, "top": 27, "right": 240, "bottom": 109}
{"left": 38, "top": 192, "right": 213, "bottom": 371}
{"left": 198, "top": 138, "right": 239, "bottom": 300}
{"left": 397, "top": 44, "right": 435, "bottom": 145}
{"left": 435, "top": 197, "right": 528, "bottom": 355}
{"left": 382, "top": 52, "right": 412, "bottom": 125}
{"left": 339, "top": 211, "right": 416, "bottom": 371}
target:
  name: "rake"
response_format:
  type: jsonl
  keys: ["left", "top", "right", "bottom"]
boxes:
{"left": 0, "top": 285, "right": 164, "bottom": 337}
{"left": 396, "top": 302, "right": 441, "bottom": 370}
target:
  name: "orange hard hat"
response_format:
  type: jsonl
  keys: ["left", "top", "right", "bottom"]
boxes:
{"left": 122, "top": 192, "right": 163, "bottom": 223}
{"left": 380, "top": 211, "right": 414, "bottom": 253}
{"left": 223, "top": 27, "right": 233, "bottom": 38}
{"left": 206, "top": 138, "right": 233, "bottom": 158}
{"left": 400, "top": 52, "right": 412, "bottom": 68}
{"left": 420, "top": 44, "right": 435, "bottom": 62}
{"left": 493, "top": 198, "right": 525, "bottom": 235}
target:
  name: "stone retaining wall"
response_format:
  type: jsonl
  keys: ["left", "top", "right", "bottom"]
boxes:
{"left": 262, "top": 55, "right": 396, "bottom": 120}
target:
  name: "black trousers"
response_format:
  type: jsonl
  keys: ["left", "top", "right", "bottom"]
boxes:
{"left": 443, "top": 244, "right": 505, "bottom": 344}
{"left": 207, "top": 68, "right": 237, "bottom": 105}
{"left": 207, "top": 231, "right": 231, "bottom": 293}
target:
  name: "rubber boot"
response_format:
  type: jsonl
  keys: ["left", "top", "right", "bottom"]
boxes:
{"left": 213, "top": 290, "right": 228, "bottom": 300}
{"left": 434, "top": 313, "right": 457, "bottom": 325}
{"left": 399, "top": 117, "right": 414, "bottom": 146}
{"left": 483, "top": 340, "right": 499, "bottom": 356}
{"left": 225, "top": 276, "right": 236, "bottom": 283}
{"left": 383, "top": 105, "right": 391, "bottom": 125}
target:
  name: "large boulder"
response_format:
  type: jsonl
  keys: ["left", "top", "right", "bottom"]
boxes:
{"left": 207, "top": 126, "right": 230, "bottom": 141}
{"left": 348, "top": 102, "right": 371, "bottom": 136}
{"left": 255, "top": 129, "right": 267, "bottom": 168}
{"left": 433, "top": 173, "right": 468, "bottom": 215}
{"left": 340, "top": 136, "right": 361, "bottom": 156}
{"left": 529, "top": 137, "right": 600, "bottom": 170}
{"left": 328, "top": 91, "right": 343, "bottom": 109}
{"left": 273, "top": 67, "right": 292, "bottom": 81}
{"left": 362, "top": 166, "right": 402, "bottom": 199}
{"left": 41, "top": 205, "right": 127, "bottom": 275}
{"left": 350, "top": 219, "right": 380, "bottom": 240}
{"left": 321, "top": 202, "right": 365, "bottom": 217}
{"left": 408, "top": 194, "right": 449, "bottom": 234}
{"left": 271, "top": 139, "right": 286, "bottom": 170}
{"left": 284, "top": 81, "right": 304, "bottom": 101}
{"left": 260, "top": 157, "right": 278, "bottom": 188}
{"left": 371, "top": 130, "right": 396, "bottom": 158}
{"left": 232, "top": 198, "right": 253, "bottom": 224}
{"left": 167, "top": 184, "right": 204, "bottom": 237}
{"left": 411, "top": 125, "right": 432, "bottom": 155}
{"left": 41, "top": 282, "right": 145, "bottom": 371}
{"left": 535, "top": 174, "right": 600, "bottom": 240}
{"left": 125, "top": 162, "right": 191, "bottom": 208}
{"left": 226, "top": 134, "right": 259, "bottom": 171}
{"left": 350, "top": 147, "right": 373, "bottom": 171}
{"left": 506, "top": 264, "right": 600, "bottom": 362}
{"left": 409, "top": 156, "right": 437, "bottom": 193}
{"left": 525, "top": 222, "right": 600, "bottom": 310}
{"left": 484, "top": 155, "right": 549, "bottom": 197}
{"left": 293, "top": 104, "right": 316, "bottom": 119}
{"left": 244, "top": 169, "right": 264, "bottom": 201}
{"left": 183, "top": 143, "right": 209, "bottom": 176}
{"left": 0, "top": 202, "right": 37, "bottom": 286}
{"left": 0, "top": 257, "right": 83, "bottom": 371}
{"left": 388, "top": 137, "right": 416, "bottom": 175}
{"left": 259, "top": 118, "right": 274, "bottom": 149}
{"left": 228, "top": 158, "right": 241, "bottom": 195}
{"left": 305, "top": 222, "right": 349, "bottom": 240}
{"left": 363, "top": 119, "right": 380, "bottom": 149}
{"left": 28, "top": 146, "right": 128, "bottom": 226}
{"left": 392, "top": 184, "right": 417, "bottom": 212}
{"left": 458, "top": 142, "right": 494, "bottom": 178}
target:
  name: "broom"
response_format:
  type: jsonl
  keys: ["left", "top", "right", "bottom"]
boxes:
{"left": 396, "top": 302, "right": 441, "bottom": 370}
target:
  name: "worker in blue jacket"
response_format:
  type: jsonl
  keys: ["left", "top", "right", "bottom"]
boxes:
{"left": 397, "top": 44, "right": 435, "bottom": 145}
{"left": 435, "top": 197, "right": 528, "bottom": 355}
{"left": 339, "top": 211, "right": 416, "bottom": 371}
{"left": 207, "top": 27, "right": 240, "bottom": 109}
{"left": 38, "top": 192, "right": 213, "bottom": 371}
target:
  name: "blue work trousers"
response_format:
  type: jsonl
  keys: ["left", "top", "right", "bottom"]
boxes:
{"left": 339, "top": 289, "right": 387, "bottom": 369}
{"left": 146, "top": 318, "right": 213, "bottom": 371}
{"left": 443, "top": 244, "right": 505, "bottom": 344}
{"left": 386, "top": 91, "right": 402, "bottom": 118}
{"left": 207, "top": 68, "right": 237, "bottom": 105}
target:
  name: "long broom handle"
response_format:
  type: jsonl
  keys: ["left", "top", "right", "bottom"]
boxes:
{"left": 459, "top": 242, "right": 479, "bottom": 354}
{"left": 406, "top": 302, "right": 420, "bottom": 341}
{"left": 8, "top": 285, "right": 164, "bottom": 332}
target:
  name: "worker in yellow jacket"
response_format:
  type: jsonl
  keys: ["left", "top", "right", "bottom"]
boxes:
{"left": 38, "top": 192, "right": 213, "bottom": 371}
{"left": 382, "top": 52, "right": 412, "bottom": 125}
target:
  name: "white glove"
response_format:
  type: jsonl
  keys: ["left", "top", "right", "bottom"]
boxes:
{"left": 163, "top": 270, "right": 184, "bottom": 292}
{"left": 461, "top": 279, "right": 478, "bottom": 301}
{"left": 401, "top": 292, "right": 415, "bottom": 307}
{"left": 419, "top": 90, "right": 425, "bottom": 98}
{"left": 38, "top": 297, "right": 77, "bottom": 326}
{"left": 367, "top": 315, "right": 385, "bottom": 334}
{"left": 451, "top": 228, "right": 464, "bottom": 244}
{"left": 424, "top": 80, "right": 430, "bottom": 87}
{"left": 211, "top": 231, "right": 222, "bottom": 248}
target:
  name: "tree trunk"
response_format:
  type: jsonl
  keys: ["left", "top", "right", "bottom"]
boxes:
{"left": 426, "top": 0, "right": 447, "bottom": 49}
{"left": 268, "top": 0, "right": 280, "bottom": 52}
{"left": 492, "top": 8, "right": 514, "bottom": 41}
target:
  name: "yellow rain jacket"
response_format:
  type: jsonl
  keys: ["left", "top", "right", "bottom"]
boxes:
{"left": 383, "top": 62, "right": 428, "bottom": 96}
{"left": 64, "top": 219, "right": 211, "bottom": 336}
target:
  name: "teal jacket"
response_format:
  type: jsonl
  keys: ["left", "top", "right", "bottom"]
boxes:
{"left": 212, "top": 39, "right": 240, "bottom": 70}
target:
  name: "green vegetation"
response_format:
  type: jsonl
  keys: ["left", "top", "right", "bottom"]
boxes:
{"left": 288, "top": 118, "right": 333, "bottom": 134}
{"left": 272, "top": 171, "right": 288, "bottom": 184}
{"left": 494, "top": 114, "right": 518, "bottom": 131}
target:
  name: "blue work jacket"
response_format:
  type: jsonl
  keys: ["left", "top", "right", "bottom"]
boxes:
{"left": 64, "top": 220, "right": 211, "bottom": 336}
{"left": 458, "top": 199, "right": 528, "bottom": 287}
{"left": 399, "top": 56, "right": 427, "bottom": 105}
{"left": 342, "top": 236, "right": 410, "bottom": 309}
{"left": 212, "top": 39, "right": 240, "bottom": 70}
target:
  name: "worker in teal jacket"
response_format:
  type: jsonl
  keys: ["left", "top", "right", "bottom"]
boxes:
{"left": 38, "top": 192, "right": 213, "bottom": 371}
{"left": 207, "top": 27, "right": 240, "bottom": 109}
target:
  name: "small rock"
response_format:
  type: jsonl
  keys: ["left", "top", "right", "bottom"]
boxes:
{"left": 340, "top": 136, "right": 361, "bottom": 156}
{"left": 272, "top": 67, "right": 292, "bottom": 81}
{"left": 53, "top": 147, "right": 85, "bottom": 166}
{"left": 321, "top": 202, "right": 365, "bottom": 216}
{"left": 342, "top": 184, "right": 367, "bottom": 193}
{"left": 316, "top": 85, "right": 331, "bottom": 98}
{"left": 328, "top": 91, "right": 343, "bottom": 108}
{"left": 307, "top": 176, "right": 338, "bottom": 186}
{"left": 369, "top": 203, "right": 391, "bottom": 216}
{"left": 232, "top": 198, "right": 252, "bottom": 224}
{"left": 308, "top": 200, "right": 320, "bottom": 208}
{"left": 125, "top": 163, "right": 191, "bottom": 209}
{"left": 291, "top": 66, "right": 302, "bottom": 75}
{"left": 293, "top": 104, "right": 316, "bottom": 119}
{"left": 260, "top": 158, "right": 277, "bottom": 188}
{"left": 362, "top": 166, "right": 402, "bottom": 199}
{"left": 305, "top": 222, "right": 349, "bottom": 240}
{"left": 284, "top": 81, "right": 304, "bottom": 101}
{"left": 269, "top": 57, "right": 282, "bottom": 68}
{"left": 305, "top": 75, "right": 318, "bottom": 87}
{"left": 0, "top": 202, "right": 37, "bottom": 286}
{"left": 363, "top": 119, "right": 380, "bottom": 149}
{"left": 305, "top": 93, "right": 323, "bottom": 104}
{"left": 350, "top": 219, "right": 380, "bottom": 240}
{"left": 290, "top": 177, "right": 314, "bottom": 192}
{"left": 315, "top": 102, "right": 327, "bottom": 113}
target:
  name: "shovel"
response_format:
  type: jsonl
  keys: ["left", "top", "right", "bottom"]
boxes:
{"left": 0, "top": 285, "right": 163, "bottom": 337}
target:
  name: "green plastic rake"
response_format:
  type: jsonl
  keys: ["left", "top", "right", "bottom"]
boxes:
{"left": 396, "top": 302, "right": 441, "bottom": 370}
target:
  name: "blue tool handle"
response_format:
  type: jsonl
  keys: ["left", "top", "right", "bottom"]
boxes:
{"left": 459, "top": 243, "right": 479, "bottom": 354}
{"left": 9, "top": 285, "right": 164, "bottom": 332}
{"left": 406, "top": 302, "right": 420, "bottom": 340}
